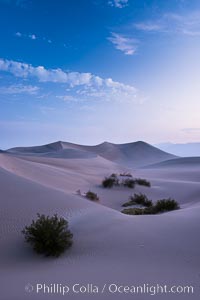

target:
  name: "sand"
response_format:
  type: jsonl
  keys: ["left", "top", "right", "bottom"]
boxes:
{"left": 8, "top": 140, "right": 177, "bottom": 167}
{"left": 0, "top": 141, "right": 199, "bottom": 299}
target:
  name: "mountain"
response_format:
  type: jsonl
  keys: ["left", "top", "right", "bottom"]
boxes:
{"left": 7, "top": 140, "right": 177, "bottom": 168}
{"left": 155, "top": 142, "right": 200, "bottom": 157}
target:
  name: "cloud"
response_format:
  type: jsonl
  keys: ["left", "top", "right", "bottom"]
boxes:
{"left": 29, "top": 34, "right": 36, "bottom": 40}
{"left": 108, "top": 0, "right": 128, "bottom": 8}
{"left": 108, "top": 32, "right": 138, "bottom": 55}
{"left": 15, "top": 32, "right": 53, "bottom": 43}
{"left": 134, "top": 11, "right": 200, "bottom": 36}
{"left": 56, "top": 95, "right": 78, "bottom": 102}
{"left": 0, "top": 58, "right": 139, "bottom": 103}
{"left": 15, "top": 31, "right": 22, "bottom": 37}
{"left": 15, "top": 32, "right": 37, "bottom": 40}
{"left": 134, "top": 23, "right": 163, "bottom": 32}
{"left": 0, "top": 84, "right": 39, "bottom": 95}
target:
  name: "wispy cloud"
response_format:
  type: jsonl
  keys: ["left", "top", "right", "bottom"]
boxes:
{"left": 134, "top": 11, "right": 200, "bottom": 36}
{"left": 0, "top": 84, "right": 39, "bottom": 95}
{"left": 15, "top": 31, "right": 22, "bottom": 37}
{"left": 15, "top": 31, "right": 37, "bottom": 40}
{"left": 15, "top": 32, "right": 52, "bottom": 43}
{"left": 0, "top": 58, "right": 139, "bottom": 103}
{"left": 73, "top": 83, "right": 139, "bottom": 103}
{"left": 108, "top": 0, "right": 128, "bottom": 8}
{"left": 135, "top": 23, "right": 163, "bottom": 32}
{"left": 56, "top": 95, "right": 78, "bottom": 102}
{"left": 29, "top": 34, "right": 36, "bottom": 40}
{"left": 108, "top": 32, "right": 138, "bottom": 55}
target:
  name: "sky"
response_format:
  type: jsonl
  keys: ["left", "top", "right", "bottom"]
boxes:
{"left": 0, "top": 0, "right": 200, "bottom": 149}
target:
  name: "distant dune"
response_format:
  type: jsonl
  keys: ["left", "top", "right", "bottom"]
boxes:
{"left": 7, "top": 140, "right": 177, "bottom": 168}
{"left": 144, "top": 156, "right": 200, "bottom": 169}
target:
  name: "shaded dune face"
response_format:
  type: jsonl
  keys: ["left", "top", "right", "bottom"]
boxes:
{"left": 37, "top": 149, "right": 97, "bottom": 159}
{"left": 7, "top": 141, "right": 97, "bottom": 159}
{"left": 7, "top": 140, "right": 177, "bottom": 168}
{"left": 7, "top": 141, "right": 64, "bottom": 153}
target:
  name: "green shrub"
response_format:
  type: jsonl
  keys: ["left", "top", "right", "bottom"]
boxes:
{"left": 122, "top": 179, "right": 135, "bottom": 188}
{"left": 121, "top": 198, "right": 179, "bottom": 215}
{"left": 133, "top": 193, "right": 152, "bottom": 207}
{"left": 121, "top": 206, "right": 156, "bottom": 215}
{"left": 143, "top": 206, "right": 157, "bottom": 214}
{"left": 22, "top": 214, "right": 73, "bottom": 257}
{"left": 122, "top": 193, "right": 152, "bottom": 207}
{"left": 121, "top": 208, "right": 144, "bottom": 215}
{"left": 86, "top": 190, "right": 99, "bottom": 201}
{"left": 102, "top": 174, "right": 151, "bottom": 189}
{"left": 154, "top": 198, "right": 179, "bottom": 213}
{"left": 102, "top": 176, "right": 119, "bottom": 188}
{"left": 135, "top": 178, "right": 151, "bottom": 187}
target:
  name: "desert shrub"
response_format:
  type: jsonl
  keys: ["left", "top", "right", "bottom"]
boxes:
{"left": 142, "top": 206, "right": 157, "bottom": 214}
{"left": 86, "top": 190, "right": 99, "bottom": 201}
{"left": 22, "top": 214, "right": 73, "bottom": 257}
{"left": 102, "top": 175, "right": 119, "bottom": 188}
{"left": 122, "top": 193, "right": 152, "bottom": 207}
{"left": 102, "top": 177, "right": 116, "bottom": 188}
{"left": 120, "top": 172, "right": 133, "bottom": 177}
{"left": 122, "top": 198, "right": 179, "bottom": 215}
{"left": 122, "top": 201, "right": 132, "bottom": 207}
{"left": 121, "top": 208, "right": 145, "bottom": 215}
{"left": 132, "top": 193, "right": 152, "bottom": 207}
{"left": 135, "top": 178, "right": 151, "bottom": 187}
{"left": 122, "top": 206, "right": 156, "bottom": 215}
{"left": 154, "top": 198, "right": 179, "bottom": 213}
{"left": 122, "top": 178, "right": 135, "bottom": 188}
{"left": 110, "top": 173, "right": 118, "bottom": 178}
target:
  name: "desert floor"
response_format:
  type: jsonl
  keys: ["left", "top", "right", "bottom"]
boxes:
{"left": 0, "top": 142, "right": 200, "bottom": 299}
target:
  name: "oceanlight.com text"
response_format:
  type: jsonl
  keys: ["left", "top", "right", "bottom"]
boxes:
{"left": 25, "top": 282, "right": 194, "bottom": 296}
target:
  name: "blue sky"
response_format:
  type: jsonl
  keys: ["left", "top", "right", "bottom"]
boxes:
{"left": 0, "top": 0, "right": 200, "bottom": 148}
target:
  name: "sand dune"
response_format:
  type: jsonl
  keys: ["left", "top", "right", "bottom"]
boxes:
{"left": 7, "top": 140, "right": 177, "bottom": 168}
{"left": 0, "top": 153, "right": 121, "bottom": 194}
{"left": 1, "top": 142, "right": 199, "bottom": 299}
{"left": 144, "top": 156, "right": 200, "bottom": 168}
{"left": 7, "top": 141, "right": 64, "bottom": 154}
{"left": 77, "top": 141, "right": 177, "bottom": 167}
{"left": 8, "top": 141, "right": 97, "bottom": 159}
